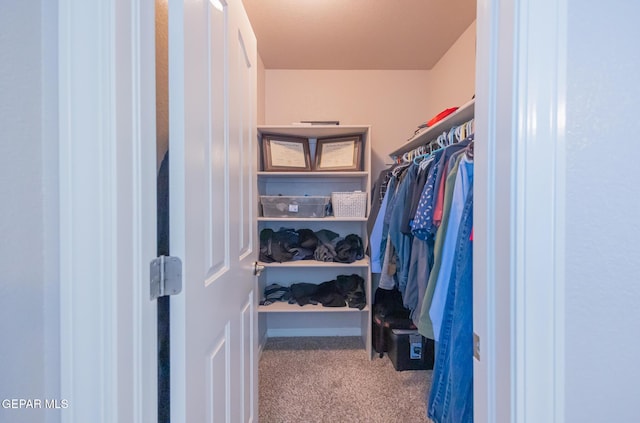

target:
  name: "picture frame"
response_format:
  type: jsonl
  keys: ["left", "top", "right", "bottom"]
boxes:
{"left": 314, "top": 134, "right": 363, "bottom": 171}
{"left": 261, "top": 134, "right": 312, "bottom": 172}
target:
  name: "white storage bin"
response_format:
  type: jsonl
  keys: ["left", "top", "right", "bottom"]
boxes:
{"left": 260, "top": 195, "right": 330, "bottom": 218}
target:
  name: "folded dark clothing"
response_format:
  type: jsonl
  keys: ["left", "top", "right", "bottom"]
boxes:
{"left": 289, "top": 247, "right": 315, "bottom": 261}
{"left": 346, "top": 296, "right": 366, "bottom": 310}
{"left": 289, "top": 282, "right": 320, "bottom": 306}
{"left": 313, "top": 229, "right": 341, "bottom": 262}
{"left": 336, "top": 274, "right": 362, "bottom": 294}
{"left": 259, "top": 227, "right": 300, "bottom": 263}
{"left": 260, "top": 228, "right": 363, "bottom": 264}
{"left": 314, "top": 244, "right": 335, "bottom": 262}
{"left": 260, "top": 283, "right": 291, "bottom": 305}
{"left": 334, "top": 234, "right": 365, "bottom": 263}
{"left": 315, "top": 229, "right": 340, "bottom": 245}
{"left": 259, "top": 228, "right": 276, "bottom": 263}
{"left": 336, "top": 274, "right": 366, "bottom": 310}
{"left": 297, "top": 228, "right": 319, "bottom": 250}
{"left": 318, "top": 292, "right": 346, "bottom": 307}
{"left": 312, "top": 280, "right": 346, "bottom": 308}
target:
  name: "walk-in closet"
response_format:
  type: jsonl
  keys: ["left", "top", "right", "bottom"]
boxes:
{"left": 245, "top": 2, "right": 477, "bottom": 421}
{"left": 6, "top": 1, "right": 636, "bottom": 423}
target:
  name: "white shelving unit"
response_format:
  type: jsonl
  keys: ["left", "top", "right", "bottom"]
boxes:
{"left": 256, "top": 125, "right": 373, "bottom": 358}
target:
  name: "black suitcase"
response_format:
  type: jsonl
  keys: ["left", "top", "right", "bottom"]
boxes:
{"left": 387, "top": 328, "right": 434, "bottom": 371}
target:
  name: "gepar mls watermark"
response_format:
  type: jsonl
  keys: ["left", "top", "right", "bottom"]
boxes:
{"left": 2, "top": 399, "right": 69, "bottom": 409}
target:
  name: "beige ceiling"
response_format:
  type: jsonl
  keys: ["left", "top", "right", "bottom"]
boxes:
{"left": 242, "top": 0, "right": 477, "bottom": 70}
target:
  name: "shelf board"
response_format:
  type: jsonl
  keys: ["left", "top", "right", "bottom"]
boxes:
{"left": 259, "top": 258, "right": 370, "bottom": 268}
{"left": 389, "top": 98, "right": 475, "bottom": 158}
{"left": 258, "top": 302, "right": 369, "bottom": 313}
{"left": 257, "top": 125, "right": 370, "bottom": 138}
{"left": 258, "top": 216, "right": 367, "bottom": 222}
{"left": 258, "top": 171, "right": 368, "bottom": 178}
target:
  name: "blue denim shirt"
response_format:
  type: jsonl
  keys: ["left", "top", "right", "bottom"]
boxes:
{"left": 428, "top": 185, "right": 474, "bottom": 423}
{"left": 370, "top": 185, "right": 391, "bottom": 273}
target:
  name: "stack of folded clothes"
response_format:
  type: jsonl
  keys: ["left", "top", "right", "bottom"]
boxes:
{"left": 259, "top": 228, "right": 364, "bottom": 264}
{"left": 259, "top": 274, "right": 366, "bottom": 310}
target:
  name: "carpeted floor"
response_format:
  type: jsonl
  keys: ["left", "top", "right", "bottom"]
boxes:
{"left": 259, "top": 336, "right": 432, "bottom": 423}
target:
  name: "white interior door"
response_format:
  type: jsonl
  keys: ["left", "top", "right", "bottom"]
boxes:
{"left": 169, "top": 0, "right": 258, "bottom": 421}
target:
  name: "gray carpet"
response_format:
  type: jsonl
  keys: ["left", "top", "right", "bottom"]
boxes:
{"left": 259, "top": 337, "right": 432, "bottom": 423}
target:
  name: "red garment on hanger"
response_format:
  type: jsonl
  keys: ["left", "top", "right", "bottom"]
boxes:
{"left": 427, "top": 107, "right": 459, "bottom": 127}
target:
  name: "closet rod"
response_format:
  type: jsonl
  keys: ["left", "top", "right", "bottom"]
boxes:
{"left": 389, "top": 99, "right": 475, "bottom": 160}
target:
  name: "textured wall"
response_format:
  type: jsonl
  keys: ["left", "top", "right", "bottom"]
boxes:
{"left": 427, "top": 21, "right": 476, "bottom": 119}
{"left": 564, "top": 1, "right": 640, "bottom": 420}
{"left": 0, "top": 1, "right": 52, "bottom": 421}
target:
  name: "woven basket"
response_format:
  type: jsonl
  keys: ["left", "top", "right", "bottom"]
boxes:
{"left": 331, "top": 191, "right": 367, "bottom": 218}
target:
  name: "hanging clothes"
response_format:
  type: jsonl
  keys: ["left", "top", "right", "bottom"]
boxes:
{"left": 411, "top": 140, "right": 470, "bottom": 242}
{"left": 403, "top": 158, "right": 436, "bottom": 319}
{"left": 368, "top": 167, "right": 394, "bottom": 273}
{"left": 372, "top": 117, "right": 475, "bottom": 423}
{"left": 429, "top": 152, "right": 474, "bottom": 341}
{"left": 428, "top": 185, "right": 474, "bottom": 423}
{"left": 377, "top": 174, "right": 399, "bottom": 290}
{"left": 416, "top": 139, "right": 471, "bottom": 339}
{"left": 387, "top": 164, "right": 418, "bottom": 296}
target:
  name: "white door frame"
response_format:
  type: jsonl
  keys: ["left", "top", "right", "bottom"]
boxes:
{"left": 57, "top": 0, "right": 572, "bottom": 421}
{"left": 474, "top": 0, "right": 567, "bottom": 421}
{"left": 58, "top": 0, "right": 157, "bottom": 422}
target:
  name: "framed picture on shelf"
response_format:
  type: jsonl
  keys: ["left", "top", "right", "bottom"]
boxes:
{"left": 261, "top": 134, "right": 312, "bottom": 172}
{"left": 314, "top": 134, "right": 363, "bottom": 171}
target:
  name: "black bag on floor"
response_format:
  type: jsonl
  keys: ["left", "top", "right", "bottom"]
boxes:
{"left": 371, "top": 287, "right": 416, "bottom": 358}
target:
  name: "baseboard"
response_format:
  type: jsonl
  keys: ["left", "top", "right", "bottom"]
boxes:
{"left": 266, "top": 327, "right": 361, "bottom": 337}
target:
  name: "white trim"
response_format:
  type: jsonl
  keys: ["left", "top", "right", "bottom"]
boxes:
{"left": 132, "top": 0, "right": 159, "bottom": 422}
{"left": 168, "top": 0, "right": 187, "bottom": 421}
{"left": 59, "top": 1, "right": 117, "bottom": 421}
{"left": 512, "top": 0, "right": 567, "bottom": 421}
{"left": 131, "top": 0, "right": 144, "bottom": 419}
{"left": 59, "top": 0, "right": 157, "bottom": 421}
{"left": 476, "top": 0, "right": 568, "bottom": 421}
{"left": 474, "top": 0, "right": 511, "bottom": 421}
{"left": 266, "top": 328, "right": 362, "bottom": 337}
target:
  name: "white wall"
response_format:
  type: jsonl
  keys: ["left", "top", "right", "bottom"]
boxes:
{"left": 0, "top": 1, "right": 59, "bottom": 422}
{"left": 265, "top": 69, "right": 433, "bottom": 178}
{"left": 564, "top": 1, "right": 640, "bottom": 420}
{"left": 257, "top": 54, "right": 265, "bottom": 125}
{"left": 427, "top": 21, "right": 476, "bottom": 119}
{"left": 476, "top": 0, "right": 640, "bottom": 420}
{"left": 265, "top": 21, "right": 476, "bottom": 179}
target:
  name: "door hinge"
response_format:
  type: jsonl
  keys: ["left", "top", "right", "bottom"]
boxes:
{"left": 473, "top": 332, "right": 480, "bottom": 361}
{"left": 150, "top": 255, "right": 182, "bottom": 300}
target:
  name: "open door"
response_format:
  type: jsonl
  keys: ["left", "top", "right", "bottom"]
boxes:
{"left": 168, "top": 0, "right": 258, "bottom": 421}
